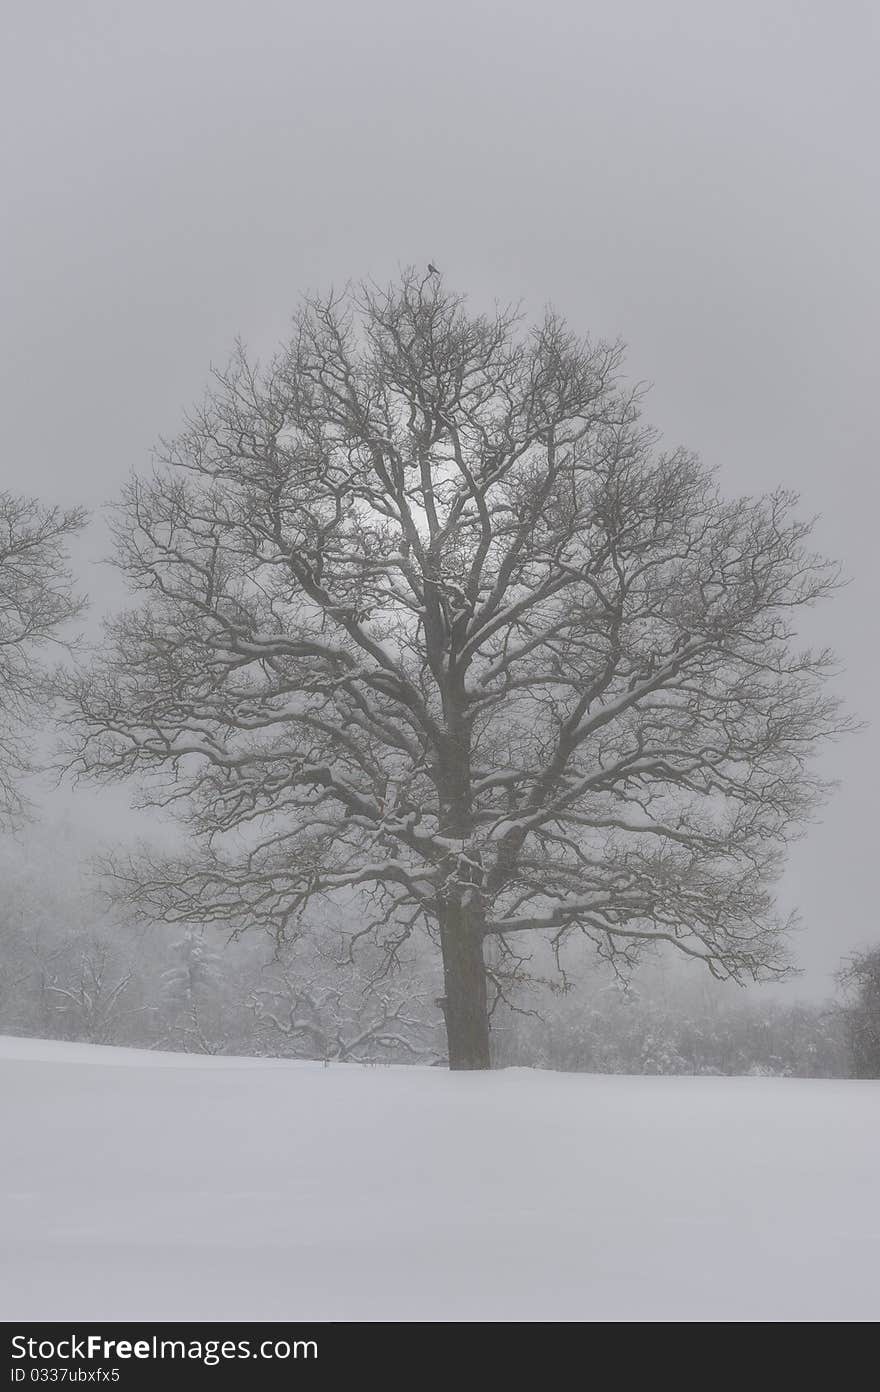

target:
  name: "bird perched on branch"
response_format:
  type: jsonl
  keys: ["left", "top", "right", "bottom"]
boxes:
{"left": 427, "top": 263, "right": 441, "bottom": 275}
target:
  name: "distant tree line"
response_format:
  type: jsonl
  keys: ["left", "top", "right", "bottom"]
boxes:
{"left": 2, "top": 830, "right": 874, "bottom": 1079}
{"left": 0, "top": 834, "right": 442, "bottom": 1064}
{"left": 492, "top": 969, "right": 850, "bottom": 1078}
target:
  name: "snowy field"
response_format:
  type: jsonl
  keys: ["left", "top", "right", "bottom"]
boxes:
{"left": 2, "top": 1035, "right": 878, "bottom": 1322}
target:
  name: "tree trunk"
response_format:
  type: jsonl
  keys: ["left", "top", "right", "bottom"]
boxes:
{"left": 438, "top": 903, "right": 491, "bottom": 1070}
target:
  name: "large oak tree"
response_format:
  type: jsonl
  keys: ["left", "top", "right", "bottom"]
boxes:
{"left": 62, "top": 274, "right": 848, "bottom": 1067}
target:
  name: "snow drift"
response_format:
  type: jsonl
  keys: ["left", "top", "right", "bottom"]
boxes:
{"left": 2, "top": 1035, "right": 878, "bottom": 1321}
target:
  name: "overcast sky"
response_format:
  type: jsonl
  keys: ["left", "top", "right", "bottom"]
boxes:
{"left": 2, "top": 0, "right": 876, "bottom": 991}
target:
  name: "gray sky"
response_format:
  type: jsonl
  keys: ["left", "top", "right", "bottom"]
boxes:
{"left": 2, "top": 0, "right": 877, "bottom": 991}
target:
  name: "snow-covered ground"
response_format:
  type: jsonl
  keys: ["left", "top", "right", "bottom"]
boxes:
{"left": 2, "top": 1035, "right": 878, "bottom": 1322}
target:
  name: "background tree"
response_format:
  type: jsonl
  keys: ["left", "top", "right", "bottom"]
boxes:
{"left": 836, "top": 945, "right": 880, "bottom": 1078}
{"left": 62, "top": 273, "right": 850, "bottom": 1069}
{"left": 248, "top": 934, "right": 440, "bottom": 1065}
{"left": 158, "top": 928, "right": 226, "bottom": 1053}
{"left": 0, "top": 819, "right": 142, "bottom": 1046}
{"left": 0, "top": 492, "right": 85, "bottom": 827}
{"left": 46, "top": 939, "right": 133, "bottom": 1046}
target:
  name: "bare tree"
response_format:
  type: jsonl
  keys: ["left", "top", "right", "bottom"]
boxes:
{"left": 836, "top": 946, "right": 880, "bottom": 1078}
{"left": 46, "top": 940, "right": 133, "bottom": 1046}
{"left": 61, "top": 273, "right": 851, "bottom": 1068}
{"left": 249, "top": 938, "right": 440, "bottom": 1064}
{"left": 0, "top": 492, "right": 85, "bottom": 826}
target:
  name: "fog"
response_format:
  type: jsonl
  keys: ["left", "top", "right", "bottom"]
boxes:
{"left": 1, "top": 0, "right": 877, "bottom": 991}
